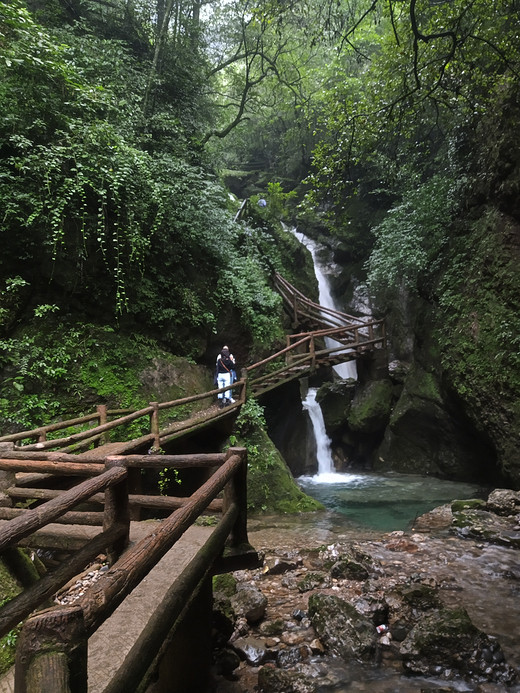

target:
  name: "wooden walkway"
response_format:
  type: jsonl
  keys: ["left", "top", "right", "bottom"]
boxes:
{"left": 0, "top": 272, "right": 385, "bottom": 692}
{"left": 0, "top": 522, "right": 214, "bottom": 693}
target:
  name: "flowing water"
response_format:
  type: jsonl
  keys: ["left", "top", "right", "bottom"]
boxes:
{"left": 259, "top": 227, "right": 520, "bottom": 689}
{"left": 287, "top": 226, "right": 357, "bottom": 380}
{"left": 299, "top": 387, "right": 488, "bottom": 532}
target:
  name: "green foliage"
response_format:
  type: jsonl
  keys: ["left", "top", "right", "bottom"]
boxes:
{"left": 366, "top": 175, "right": 459, "bottom": 302}
{"left": 0, "top": 1, "right": 288, "bottom": 357}
{"left": 219, "top": 255, "right": 284, "bottom": 350}
{"left": 235, "top": 397, "right": 266, "bottom": 434}
{"left": 438, "top": 210, "right": 520, "bottom": 400}
{"left": 0, "top": 321, "right": 168, "bottom": 429}
{"left": 232, "top": 398, "right": 322, "bottom": 513}
{"left": 158, "top": 467, "right": 181, "bottom": 495}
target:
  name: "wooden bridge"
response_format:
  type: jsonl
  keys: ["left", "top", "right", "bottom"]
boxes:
{"left": 0, "top": 273, "right": 385, "bottom": 692}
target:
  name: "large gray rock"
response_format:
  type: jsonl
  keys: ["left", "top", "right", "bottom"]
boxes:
{"left": 374, "top": 364, "right": 489, "bottom": 479}
{"left": 308, "top": 593, "right": 375, "bottom": 662}
{"left": 231, "top": 583, "right": 267, "bottom": 624}
{"left": 258, "top": 665, "right": 317, "bottom": 693}
{"left": 486, "top": 488, "right": 520, "bottom": 515}
{"left": 400, "top": 607, "right": 517, "bottom": 685}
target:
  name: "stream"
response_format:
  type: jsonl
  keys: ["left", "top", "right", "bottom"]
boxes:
{"left": 228, "top": 227, "right": 520, "bottom": 691}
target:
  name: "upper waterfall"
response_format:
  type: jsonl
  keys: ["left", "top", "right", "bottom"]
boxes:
{"left": 284, "top": 224, "right": 357, "bottom": 380}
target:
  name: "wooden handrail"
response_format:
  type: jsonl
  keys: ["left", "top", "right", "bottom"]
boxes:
{"left": 0, "top": 449, "right": 249, "bottom": 646}
{"left": 0, "top": 273, "right": 384, "bottom": 454}
{"left": 12, "top": 448, "right": 250, "bottom": 693}
{"left": 0, "top": 466, "right": 128, "bottom": 553}
{"left": 79, "top": 449, "right": 246, "bottom": 634}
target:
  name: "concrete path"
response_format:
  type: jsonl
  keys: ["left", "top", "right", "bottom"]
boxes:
{"left": 0, "top": 521, "right": 214, "bottom": 693}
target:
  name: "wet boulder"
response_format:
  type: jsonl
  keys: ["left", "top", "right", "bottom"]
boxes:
{"left": 486, "top": 488, "right": 520, "bottom": 516}
{"left": 308, "top": 593, "right": 376, "bottom": 662}
{"left": 400, "top": 607, "right": 517, "bottom": 685}
{"left": 258, "top": 665, "right": 317, "bottom": 693}
{"left": 330, "top": 557, "right": 369, "bottom": 581}
{"left": 316, "top": 381, "right": 356, "bottom": 433}
{"left": 263, "top": 555, "right": 300, "bottom": 575}
{"left": 346, "top": 379, "right": 393, "bottom": 434}
{"left": 452, "top": 508, "right": 520, "bottom": 547}
{"left": 297, "top": 571, "right": 331, "bottom": 592}
{"left": 232, "top": 636, "right": 270, "bottom": 665}
{"left": 398, "top": 583, "right": 441, "bottom": 611}
{"left": 231, "top": 583, "right": 267, "bottom": 624}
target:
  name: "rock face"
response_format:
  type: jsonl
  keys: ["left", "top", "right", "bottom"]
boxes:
{"left": 307, "top": 593, "right": 375, "bottom": 662}
{"left": 346, "top": 379, "right": 393, "bottom": 434}
{"left": 400, "top": 607, "right": 517, "bottom": 685}
{"left": 374, "top": 363, "right": 493, "bottom": 480}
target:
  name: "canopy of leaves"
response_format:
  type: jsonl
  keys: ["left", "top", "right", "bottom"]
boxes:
{"left": 0, "top": 0, "right": 285, "bottom": 362}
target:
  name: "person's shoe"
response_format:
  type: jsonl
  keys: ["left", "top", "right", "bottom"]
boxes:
{"left": 218, "top": 399, "right": 224, "bottom": 409}
{"left": 229, "top": 397, "right": 236, "bottom": 404}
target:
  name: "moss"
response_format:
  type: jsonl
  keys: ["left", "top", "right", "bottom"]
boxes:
{"left": 213, "top": 573, "right": 237, "bottom": 597}
{"left": 451, "top": 498, "right": 487, "bottom": 512}
{"left": 260, "top": 619, "right": 285, "bottom": 636}
{"left": 437, "top": 209, "right": 520, "bottom": 486}
{"left": 237, "top": 424, "right": 324, "bottom": 514}
{"left": 347, "top": 380, "right": 393, "bottom": 434}
{"left": 0, "top": 559, "right": 23, "bottom": 675}
{"left": 297, "top": 571, "right": 330, "bottom": 592}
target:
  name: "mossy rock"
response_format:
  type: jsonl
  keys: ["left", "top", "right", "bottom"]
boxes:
{"left": 213, "top": 573, "right": 237, "bottom": 597}
{"left": 316, "top": 381, "right": 356, "bottom": 432}
{"left": 0, "top": 558, "right": 24, "bottom": 675}
{"left": 297, "top": 571, "right": 331, "bottom": 592}
{"left": 451, "top": 498, "right": 487, "bottom": 512}
{"left": 346, "top": 380, "right": 393, "bottom": 434}
{"left": 308, "top": 593, "right": 375, "bottom": 662}
{"left": 330, "top": 558, "right": 369, "bottom": 581}
{"left": 238, "top": 425, "right": 324, "bottom": 514}
{"left": 399, "top": 584, "right": 441, "bottom": 610}
{"left": 400, "top": 607, "right": 517, "bottom": 684}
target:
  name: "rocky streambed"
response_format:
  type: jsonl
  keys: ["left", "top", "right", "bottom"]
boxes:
{"left": 210, "top": 489, "right": 520, "bottom": 692}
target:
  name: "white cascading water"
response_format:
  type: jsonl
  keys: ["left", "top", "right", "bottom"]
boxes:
{"left": 302, "top": 388, "right": 334, "bottom": 476}
{"left": 286, "top": 226, "right": 357, "bottom": 380}
{"left": 301, "top": 388, "right": 356, "bottom": 483}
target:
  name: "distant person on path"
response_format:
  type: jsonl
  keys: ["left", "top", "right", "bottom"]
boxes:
{"left": 215, "top": 345, "right": 236, "bottom": 408}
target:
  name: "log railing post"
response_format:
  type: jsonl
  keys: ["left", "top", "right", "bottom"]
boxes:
{"left": 239, "top": 370, "right": 248, "bottom": 404}
{"left": 15, "top": 605, "right": 87, "bottom": 693}
{"left": 222, "top": 447, "right": 248, "bottom": 549}
{"left": 96, "top": 405, "right": 108, "bottom": 447}
{"left": 0, "top": 443, "right": 15, "bottom": 509}
{"left": 310, "top": 336, "right": 316, "bottom": 370}
{"left": 103, "top": 456, "right": 130, "bottom": 564}
{"left": 149, "top": 402, "right": 160, "bottom": 450}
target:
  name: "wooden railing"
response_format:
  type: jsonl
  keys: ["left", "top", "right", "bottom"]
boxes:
{"left": 0, "top": 447, "right": 251, "bottom": 692}
{"left": 274, "top": 271, "right": 385, "bottom": 336}
{"left": 0, "top": 380, "right": 246, "bottom": 454}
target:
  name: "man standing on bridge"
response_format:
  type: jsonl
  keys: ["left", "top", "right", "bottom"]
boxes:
{"left": 216, "top": 345, "right": 236, "bottom": 408}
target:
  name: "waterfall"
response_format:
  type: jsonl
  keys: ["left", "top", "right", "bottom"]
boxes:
{"left": 286, "top": 226, "right": 357, "bottom": 380}
{"left": 302, "top": 388, "right": 335, "bottom": 478}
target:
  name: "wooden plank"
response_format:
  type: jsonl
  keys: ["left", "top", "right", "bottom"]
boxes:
{"left": 0, "top": 460, "right": 104, "bottom": 476}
